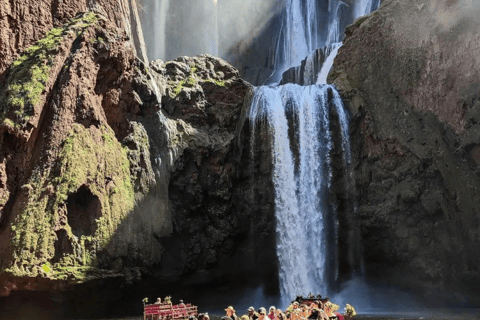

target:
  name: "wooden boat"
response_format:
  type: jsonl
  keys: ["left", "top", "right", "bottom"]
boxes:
{"left": 144, "top": 302, "right": 198, "bottom": 320}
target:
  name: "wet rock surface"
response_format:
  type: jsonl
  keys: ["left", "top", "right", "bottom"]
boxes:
{"left": 329, "top": 0, "right": 480, "bottom": 303}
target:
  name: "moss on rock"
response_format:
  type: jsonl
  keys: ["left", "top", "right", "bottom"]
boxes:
{"left": 6, "top": 124, "right": 134, "bottom": 281}
{"left": 0, "top": 12, "right": 99, "bottom": 128}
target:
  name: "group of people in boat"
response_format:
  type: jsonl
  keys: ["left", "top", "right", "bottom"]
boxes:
{"left": 146, "top": 294, "right": 356, "bottom": 320}
{"left": 218, "top": 296, "right": 356, "bottom": 320}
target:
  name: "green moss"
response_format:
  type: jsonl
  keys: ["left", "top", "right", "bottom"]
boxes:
{"left": 205, "top": 78, "right": 226, "bottom": 87}
{"left": 168, "top": 65, "right": 200, "bottom": 98}
{"left": 6, "top": 124, "right": 134, "bottom": 281}
{"left": 0, "top": 12, "right": 99, "bottom": 128}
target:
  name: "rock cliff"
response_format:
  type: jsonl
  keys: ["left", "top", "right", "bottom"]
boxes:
{"left": 330, "top": 0, "right": 480, "bottom": 303}
{"left": 0, "top": 0, "right": 277, "bottom": 297}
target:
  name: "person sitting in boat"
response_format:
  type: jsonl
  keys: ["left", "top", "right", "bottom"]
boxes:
{"left": 343, "top": 304, "right": 356, "bottom": 320}
{"left": 323, "top": 302, "right": 340, "bottom": 320}
{"left": 318, "top": 304, "right": 329, "bottom": 320}
{"left": 275, "top": 309, "right": 283, "bottom": 319}
{"left": 290, "top": 304, "right": 301, "bottom": 320}
{"left": 286, "top": 301, "right": 301, "bottom": 320}
{"left": 258, "top": 307, "right": 267, "bottom": 320}
{"left": 286, "top": 301, "right": 299, "bottom": 315}
{"left": 299, "top": 304, "right": 309, "bottom": 319}
{"left": 331, "top": 303, "right": 341, "bottom": 320}
{"left": 268, "top": 306, "right": 277, "bottom": 320}
{"left": 308, "top": 307, "right": 321, "bottom": 320}
{"left": 247, "top": 306, "right": 258, "bottom": 320}
{"left": 277, "top": 311, "right": 287, "bottom": 320}
{"left": 225, "top": 306, "right": 238, "bottom": 320}
{"left": 164, "top": 296, "right": 172, "bottom": 304}
{"left": 155, "top": 297, "right": 162, "bottom": 304}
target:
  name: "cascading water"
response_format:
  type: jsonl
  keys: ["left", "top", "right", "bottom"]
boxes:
{"left": 316, "top": 43, "right": 341, "bottom": 84}
{"left": 250, "top": 0, "right": 381, "bottom": 305}
{"left": 249, "top": 84, "right": 352, "bottom": 305}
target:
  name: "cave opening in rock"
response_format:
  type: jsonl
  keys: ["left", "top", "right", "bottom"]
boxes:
{"left": 66, "top": 186, "right": 102, "bottom": 238}
{"left": 53, "top": 229, "right": 74, "bottom": 263}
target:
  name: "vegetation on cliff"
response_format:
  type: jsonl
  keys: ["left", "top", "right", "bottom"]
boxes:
{"left": 0, "top": 12, "right": 99, "bottom": 129}
{"left": 7, "top": 124, "right": 134, "bottom": 281}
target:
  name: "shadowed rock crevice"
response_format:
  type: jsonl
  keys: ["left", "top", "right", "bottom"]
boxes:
{"left": 53, "top": 229, "right": 74, "bottom": 264}
{"left": 67, "top": 186, "right": 102, "bottom": 238}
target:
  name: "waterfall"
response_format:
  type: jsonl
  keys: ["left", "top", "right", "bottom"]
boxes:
{"left": 249, "top": 84, "right": 352, "bottom": 304}
{"left": 202, "top": 0, "right": 219, "bottom": 57}
{"left": 152, "top": 0, "right": 169, "bottom": 61}
{"left": 284, "top": 0, "right": 317, "bottom": 69}
{"left": 325, "top": 0, "right": 347, "bottom": 46}
{"left": 249, "top": 0, "right": 382, "bottom": 304}
{"left": 316, "top": 43, "right": 341, "bottom": 84}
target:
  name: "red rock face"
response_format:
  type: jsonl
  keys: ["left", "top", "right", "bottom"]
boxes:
{"left": 0, "top": 0, "right": 140, "bottom": 77}
{"left": 0, "top": 8, "right": 144, "bottom": 295}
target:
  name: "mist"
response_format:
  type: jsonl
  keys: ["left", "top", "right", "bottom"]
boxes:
{"left": 138, "top": 0, "right": 282, "bottom": 62}
{"left": 217, "top": 0, "right": 283, "bottom": 57}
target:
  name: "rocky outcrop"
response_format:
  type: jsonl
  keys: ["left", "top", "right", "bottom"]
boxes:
{"left": 143, "top": 55, "right": 278, "bottom": 288}
{"left": 0, "top": 5, "right": 276, "bottom": 296}
{"left": 0, "top": 11, "right": 158, "bottom": 295}
{"left": 329, "top": 0, "right": 480, "bottom": 303}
